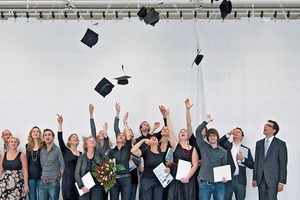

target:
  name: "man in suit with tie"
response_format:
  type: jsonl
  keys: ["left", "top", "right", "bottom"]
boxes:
{"left": 252, "top": 120, "right": 288, "bottom": 200}
{"left": 219, "top": 127, "right": 254, "bottom": 200}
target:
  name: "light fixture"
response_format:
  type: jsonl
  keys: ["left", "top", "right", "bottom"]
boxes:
{"left": 287, "top": 11, "right": 290, "bottom": 19}
{"left": 234, "top": 11, "right": 237, "bottom": 19}
{"left": 52, "top": 11, "right": 55, "bottom": 19}
{"left": 260, "top": 11, "right": 264, "bottom": 18}
{"left": 128, "top": 11, "right": 131, "bottom": 19}
{"left": 248, "top": 11, "right": 251, "bottom": 19}
{"left": 274, "top": 11, "right": 277, "bottom": 19}
{"left": 26, "top": 11, "right": 29, "bottom": 21}
{"left": 13, "top": 11, "right": 17, "bottom": 19}
{"left": 1, "top": 12, "right": 4, "bottom": 20}
{"left": 179, "top": 11, "right": 183, "bottom": 19}
{"left": 194, "top": 11, "right": 197, "bottom": 18}
{"left": 166, "top": 11, "right": 169, "bottom": 19}
{"left": 64, "top": 11, "right": 68, "bottom": 19}
{"left": 39, "top": 12, "right": 43, "bottom": 20}
{"left": 90, "top": 12, "right": 93, "bottom": 20}
{"left": 207, "top": 11, "right": 210, "bottom": 19}
{"left": 77, "top": 11, "right": 80, "bottom": 19}
{"left": 102, "top": 11, "right": 106, "bottom": 20}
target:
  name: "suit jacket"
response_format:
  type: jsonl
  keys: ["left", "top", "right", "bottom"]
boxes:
{"left": 219, "top": 135, "right": 254, "bottom": 185}
{"left": 253, "top": 137, "right": 288, "bottom": 187}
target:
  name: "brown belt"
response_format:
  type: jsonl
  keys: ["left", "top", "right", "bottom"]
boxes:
{"left": 42, "top": 178, "right": 59, "bottom": 183}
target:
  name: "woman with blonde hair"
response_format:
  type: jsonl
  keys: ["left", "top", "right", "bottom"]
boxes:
{"left": 57, "top": 114, "right": 81, "bottom": 200}
{"left": 75, "top": 136, "right": 104, "bottom": 200}
{"left": 0, "top": 136, "right": 29, "bottom": 199}
{"left": 26, "top": 126, "right": 45, "bottom": 200}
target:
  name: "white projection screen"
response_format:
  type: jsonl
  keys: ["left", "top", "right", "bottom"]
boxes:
{"left": 0, "top": 18, "right": 299, "bottom": 199}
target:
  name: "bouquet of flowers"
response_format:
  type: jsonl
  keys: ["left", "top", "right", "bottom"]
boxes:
{"left": 92, "top": 156, "right": 125, "bottom": 192}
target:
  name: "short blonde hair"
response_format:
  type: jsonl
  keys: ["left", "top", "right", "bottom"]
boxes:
{"left": 82, "top": 136, "right": 96, "bottom": 152}
{"left": 8, "top": 136, "right": 20, "bottom": 146}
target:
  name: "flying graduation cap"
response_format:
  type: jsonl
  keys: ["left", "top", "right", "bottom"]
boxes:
{"left": 191, "top": 50, "right": 204, "bottom": 67}
{"left": 114, "top": 65, "right": 131, "bottom": 85}
{"left": 219, "top": 0, "right": 232, "bottom": 19}
{"left": 94, "top": 77, "right": 114, "bottom": 98}
{"left": 81, "top": 28, "right": 99, "bottom": 48}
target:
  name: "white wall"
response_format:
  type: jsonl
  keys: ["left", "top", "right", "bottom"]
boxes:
{"left": 0, "top": 18, "right": 299, "bottom": 199}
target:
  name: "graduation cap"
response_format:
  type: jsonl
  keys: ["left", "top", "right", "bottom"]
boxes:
{"left": 81, "top": 28, "right": 99, "bottom": 48}
{"left": 191, "top": 50, "right": 204, "bottom": 67}
{"left": 94, "top": 77, "right": 114, "bottom": 98}
{"left": 114, "top": 65, "right": 131, "bottom": 85}
{"left": 137, "top": 7, "right": 160, "bottom": 26}
{"left": 219, "top": 0, "right": 232, "bottom": 19}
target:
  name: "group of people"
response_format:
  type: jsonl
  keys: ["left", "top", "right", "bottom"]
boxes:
{"left": 0, "top": 99, "right": 287, "bottom": 200}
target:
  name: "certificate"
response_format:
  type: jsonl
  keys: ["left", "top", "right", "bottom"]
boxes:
{"left": 75, "top": 172, "right": 96, "bottom": 196}
{"left": 153, "top": 162, "right": 174, "bottom": 188}
{"left": 213, "top": 165, "right": 232, "bottom": 182}
{"left": 165, "top": 148, "right": 173, "bottom": 162}
{"left": 175, "top": 159, "right": 191, "bottom": 180}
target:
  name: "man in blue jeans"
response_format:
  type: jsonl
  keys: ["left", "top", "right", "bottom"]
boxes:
{"left": 195, "top": 115, "right": 228, "bottom": 200}
{"left": 39, "top": 129, "right": 65, "bottom": 200}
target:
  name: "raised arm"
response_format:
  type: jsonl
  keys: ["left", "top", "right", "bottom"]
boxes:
{"left": 89, "top": 104, "right": 97, "bottom": 138}
{"left": 185, "top": 98, "right": 194, "bottom": 138}
{"left": 160, "top": 105, "right": 178, "bottom": 149}
{"left": 130, "top": 139, "right": 149, "bottom": 157}
{"left": 123, "top": 112, "right": 131, "bottom": 140}
{"left": 195, "top": 114, "right": 213, "bottom": 148}
{"left": 114, "top": 102, "right": 122, "bottom": 135}
{"left": 57, "top": 114, "right": 67, "bottom": 151}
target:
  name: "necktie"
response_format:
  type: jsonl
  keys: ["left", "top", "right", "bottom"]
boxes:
{"left": 264, "top": 139, "right": 270, "bottom": 157}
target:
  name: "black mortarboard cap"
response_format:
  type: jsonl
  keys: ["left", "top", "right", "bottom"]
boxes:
{"left": 191, "top": 51, "right": 204, "bottom": 67}
{"left": 137, "top": 7, "right": 147, "bottom": 19}
{"left": 81, "top": 28, "right": 99, "bottom": 48}
{"left": 114, "top": 75, "right": 131, "bottom": 85}
{"left": 94, "top": 77, "right": 114, "bottom": 97}
{"left": 143, "top": 8, "right": 160, "bottom": 26}
{"left": 219, "top": 0, "right": 232, "bottom": 19}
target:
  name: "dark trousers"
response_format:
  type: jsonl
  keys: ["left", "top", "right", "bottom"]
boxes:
{"left": 258, "top": 175, "right": 278, "bottom": 200}
{"left": 110, "top": 177, "right": 132, "bottom": 200}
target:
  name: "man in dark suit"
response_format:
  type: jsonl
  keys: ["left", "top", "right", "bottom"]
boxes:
{"left": 252, "top": 120, "right": 288, "bottom": 200}
{"left": 219, "top": 127, "right": 254, "bottom": 200}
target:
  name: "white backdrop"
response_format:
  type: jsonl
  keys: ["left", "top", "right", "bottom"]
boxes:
{"left": 0, "top": 18, "right": 299, "bottom": 199}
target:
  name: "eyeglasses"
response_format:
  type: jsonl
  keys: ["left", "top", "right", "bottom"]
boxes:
{"left": 265, "top": 124, "right": 274, "bottom": 128}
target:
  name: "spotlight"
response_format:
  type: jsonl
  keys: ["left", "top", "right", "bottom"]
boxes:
{"left": 234, "top": 11, "right": 237, "bottom": 19}
{"left": 26, "top": 11, "right": 29, "bottom": 19}
{"left": 102, "top": 11, "right": 106, "bottom": 19}
{"left": 247, "top": 11, "right": 251, "bottom": 18}
{"left": 166, "top": 11, "right": 169, "bottom": 19}
{"left": 64, "top": 11, "right": 68, "bottom": 19}
{"left": 77, "top": 11, "right": 80, "bottom": 19}
{"left": 90, "top": 12, "right": 93, "bottom": 20}
{"left": 128, "top": 11, "right": 131, "bottom": 19}
{"left": 137, "top": 7, "right": 159, "bottom": 26}
{"left": 115, "top": 11, "right": 119, "bottom": 19}
{"left": 194, "top": 11, "right": 197, "bottom": 18}
{"left": 179, "top": 11, "right": 183, "bottom": 19}
{"left": 287, "top": 11, "right": 290, "bottom": 19}
{"left": 39, "top": 12, "right": 43, "bottom": 19}
{"left": 52, "top": 11, "right": 55, "bottom": 19}
{"left": 13, "top": 11, "right": 17, "bottom": 19}
{"left": 207, "top": 11, "right": 210, "bottom": 19}
{"left": 1, "top": 12, "right": 4, "bottom": 20}
{"left": 260, "top": 11, "right": 264, "bottom": 18}
{"left": 274, "top": 11, "right": 277, "bottom": 19}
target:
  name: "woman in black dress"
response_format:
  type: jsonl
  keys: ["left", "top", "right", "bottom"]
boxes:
{"left": 160, "top": 105, "right": 199, "bottom": 200}
{"left": 57, "top": 114, "right": 81, "bottom": 200}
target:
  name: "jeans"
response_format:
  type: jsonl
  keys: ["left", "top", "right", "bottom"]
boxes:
{"left": 130, "top": 184, "right": 138, "bottom": 200}
{"left": 225, "top": 177, "right": 246, "bottom": 200}
{"left": 140, "top": 178, "right": 163, "bottom": 200}
{"left": 28, "top": 179, "right": 41, "bottom": 200}
{"left": 38, "top": 181, "right": 60, "bottom": 200}
{"left": 110, "top": 177, "right": 132, "bottom": 200}
{"left": 199, "top": 181, "right": 225, "bottom": 200}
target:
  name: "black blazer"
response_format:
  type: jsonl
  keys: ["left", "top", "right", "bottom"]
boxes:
{"left": 253, "top": 137, "right": 287, "bottom": 187}
{"left": 219, "top": 135, "right": 254, "bottom": 185}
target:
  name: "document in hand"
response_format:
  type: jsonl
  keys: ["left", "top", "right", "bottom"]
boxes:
{"left": 153, "top": 162, "right": 174, "bottom": 188}
{"left": 165, "top": 148, "right": 173, "bottom": 162}
{"left": 175, "top": 159, "right": 191, "bottom": 180}
{"left": 213, "top": 165, "right": 232, "bottom": 182}
{"left": 75, "top": 172, "right": 96, "bottom": 196}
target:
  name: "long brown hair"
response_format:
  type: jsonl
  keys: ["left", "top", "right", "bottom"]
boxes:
{"left": 26, "top": 126, "right": 45, "bottom": 151}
